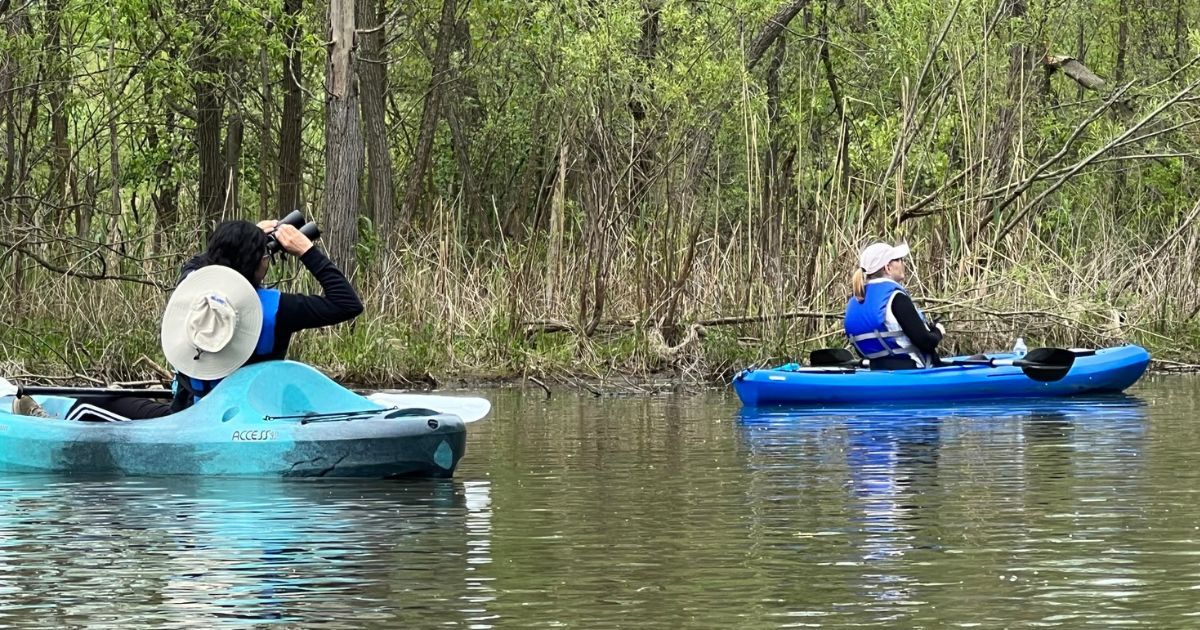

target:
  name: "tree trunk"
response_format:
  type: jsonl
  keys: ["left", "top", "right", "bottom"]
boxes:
{"left": 106, "top": 17, "right": 121, "bottom": 226}
{"left": 149, "top": 105, "right": 179, "bottom": 252}
{"left": 1114, "top": 0, "right": 1129, "bottom": 86}
{"left": 258, "top": 42, "right": 274, "bottom": 219}
{"left": 322, "top": 0, "right": 363, "bottom": 276}
{"left": 0, "top": 15, "right": 17, "bottom": 204}
{"left": 627, "top": 0, "right": 661, "bottom": 237}
{"left": 974, "top": 0, "right": 1029, "bottom": 235}
{"left": 1175, "top": 0, "right": 1188, "bottom": 78}
{"left": 819, "top": 0, "right": 849, "bottom": 190}
{"left": 15, "top": 22, "right": 40, "bottom": 225}
{"left": 760, "top": 36, "right": 786, "bottom": 280}
{"left": 194, "top": 4, "right": 225, "bottom": 231}
{"left": 746, "top": 0, "right": 807, "bottom": 68}
{"left": 0, "top": 78, "right": 12, "bottom": 205}
{"left": 1110, "top": 0, "right": 1130, "bottom": 215}
{"left": 1076, "top": 19, "right": 1086, "bottom": 100}
{"left": 2, "top": 5, "right": 35, "bottom": 317}
{"left": 277, "top": 0, "right": 304, "bottom": 217}
{"left": 222, "top": 110, "right": 243, "bottom": 215}
{"left": 398, "top": 0, "right": 457, "bottom": 226}
{"left": 357, "top": 0, "right": 396, "bottom": 240}
{"left": 504, "top": 80, "right": 550, "bottom": 238}
{"left": 444, "top": 16, "right": 481, "bottom": 230}
{"left": 444, "top": 93, "right": 478, "bottom": 229}
{"left": 146, "top": 0, "right": 176, "bottom": 248}
{"left": 46, "top": 0, "right": 70, "bottom": 220}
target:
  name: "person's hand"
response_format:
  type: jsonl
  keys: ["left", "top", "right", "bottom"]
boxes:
{"left": 934, "top": 322, "right": 946, "bottom": 335}
{"left": 257, "top": 219, "right": 279, "bottom": 233}
{"left": 272, "top": 223, "right": 313, "bottom": 256}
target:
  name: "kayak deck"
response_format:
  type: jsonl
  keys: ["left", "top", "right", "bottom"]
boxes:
{"left": 734, "top": 345, "right": 1151, "bottom": 407}
{"left": 0, "top": 361, "right": 469, "bottom": 478}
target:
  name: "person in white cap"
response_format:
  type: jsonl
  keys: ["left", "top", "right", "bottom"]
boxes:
{"left": 843, "top": 241, "right": 944, "bottom": 369}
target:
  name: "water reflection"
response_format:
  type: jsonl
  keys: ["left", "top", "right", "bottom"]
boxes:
{"left": 736, "top": 395, "right": 1149, "bottom": 626}
{"left": 5, "top": 384, "right": 1199, "bottom": 628}
{"left": 0, "top": 476, "right": 493, "bottom": 628}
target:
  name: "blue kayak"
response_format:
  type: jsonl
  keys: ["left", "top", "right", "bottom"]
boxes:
{"left": 0, "top": 361, "right": 475, "bottom": 478}
{"left": 733, "top": 345, "right": 1151, "bottom": 407}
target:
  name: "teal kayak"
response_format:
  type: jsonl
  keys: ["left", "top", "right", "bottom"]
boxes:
{"left": 734, "top": 345, "right": 1151, "bottom": 407}
{"left": 0, "top": 361, "right": 486, "bottom": 478}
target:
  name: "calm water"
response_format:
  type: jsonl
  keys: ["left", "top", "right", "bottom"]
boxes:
{"left": 3, "top": 376, "right": 1200, "bottom": 627}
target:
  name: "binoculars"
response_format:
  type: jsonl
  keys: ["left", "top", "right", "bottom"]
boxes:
{"left": 265, "top": 210, "right": 321, "bottom": 254}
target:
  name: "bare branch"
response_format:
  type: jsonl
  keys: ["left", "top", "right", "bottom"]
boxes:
{"left": 996, "top": 78, "right": 1200, "bottom": 240}
{"left": 0, "top": 239, "right": 166, "bottom": 289}
{"left": 1043, "top": 54, "right": 1106, "bottom": 91}
{"left": 746, "top": 0, "right": 808, "bottom": 70}
{"left": 990, "top": 81, "right": 1135, "bottom": 217}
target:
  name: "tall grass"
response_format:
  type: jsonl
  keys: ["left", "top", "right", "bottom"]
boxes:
{"left": 0, "top": 191, "right": 1187, "bottom": 389}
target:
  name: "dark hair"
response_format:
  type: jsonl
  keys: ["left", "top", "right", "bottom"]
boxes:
{"left": 201, "top": 220, "right": 269, "bottom": 285}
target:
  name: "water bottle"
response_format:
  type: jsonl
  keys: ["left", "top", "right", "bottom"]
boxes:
{"left": 1012, "top": 337, "right": 1027, "bottom": 357}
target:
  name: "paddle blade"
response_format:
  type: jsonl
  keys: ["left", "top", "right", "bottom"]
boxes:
{"left": 366, "top": 393, "right": 491, "bottom": 423}
{"left": 0, "top": 378, "right": 16, "bottom": 399}
{"left": 809, "top": 348, "right": 858, "bottom": 368}
{"left": 1015, "top": 347, "right": 1076, "bottom": 382}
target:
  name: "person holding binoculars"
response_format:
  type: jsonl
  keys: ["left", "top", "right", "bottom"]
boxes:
{"left": 161, "top": 215, "right": 363, "bottom": 414}
{"left": 10, "top": 213, "right": 363, "bottom": 421}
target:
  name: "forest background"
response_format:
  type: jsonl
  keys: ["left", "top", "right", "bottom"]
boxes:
{"left": 0, "top": 0, "right": 1197, "bottom": 387}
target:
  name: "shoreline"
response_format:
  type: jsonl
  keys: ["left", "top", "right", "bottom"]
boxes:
{"left": 6, "top": 356, "right": 1188, "bottom": 397}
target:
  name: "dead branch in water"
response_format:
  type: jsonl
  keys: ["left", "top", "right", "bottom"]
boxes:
{"left": 1152, "top": 359, "right": 1200, "bottom": 373}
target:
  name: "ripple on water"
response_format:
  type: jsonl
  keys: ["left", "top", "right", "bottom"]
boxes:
{"left": 1, "top": 383, "right": 1199, "bottom": 627}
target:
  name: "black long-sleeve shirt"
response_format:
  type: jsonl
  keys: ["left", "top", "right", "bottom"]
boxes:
{"left": 868, "top": 292, "right": 943, "bottom": 370}
{"left": 179, "top": 248, "right": 363, "bottom": 359}
{"left": 253, "top": 248, "right": 363, "bottom": 361}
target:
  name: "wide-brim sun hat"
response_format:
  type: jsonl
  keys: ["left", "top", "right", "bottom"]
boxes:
{"left": 858, "top": 241, "right": 910, "bottom": 275}
{"left": 161, "top": 266, "right": 263, "bottom": 380}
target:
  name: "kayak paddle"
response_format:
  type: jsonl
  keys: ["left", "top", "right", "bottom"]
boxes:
{"left": 944, "top": 347, "right": 1076, "bottom": 383}
{"left": 0, "top": 378, "right": 492, "bottom": 423}
{"left": 0, "top": 378, "right": 175, "bottom": 400}
{"left": 808, "top": 346, "right": 1076, "bottom": 382}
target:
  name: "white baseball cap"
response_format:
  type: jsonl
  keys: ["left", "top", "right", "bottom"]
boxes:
{"left": 160, "top": 266, "right": 264, "bottom": 380}
{"left": 858, "top": 241, "right": 910, "bottom": 275}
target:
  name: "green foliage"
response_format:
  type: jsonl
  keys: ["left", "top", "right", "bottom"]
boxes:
{"left": 354, "top": 216, "right": 382, "bottom": 270}
{"left": 2, "top": 0, "right": 1200, "bottom": 382}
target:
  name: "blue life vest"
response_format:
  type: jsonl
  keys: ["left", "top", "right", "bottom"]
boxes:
{"left": 844, "top": 279, "right": 930, "bottom": 366}
{"left": 186, "top": 288, "right": 281, "bottom": 403}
